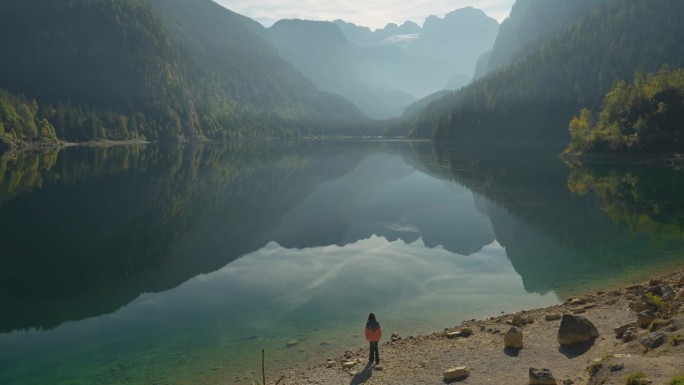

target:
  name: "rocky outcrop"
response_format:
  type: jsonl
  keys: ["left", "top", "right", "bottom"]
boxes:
{"left": 557, "top": 314, "right": 599, "bottom": 346}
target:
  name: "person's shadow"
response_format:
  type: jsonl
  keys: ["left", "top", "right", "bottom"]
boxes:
{"left": 350, "top": 362, "right": 373, "bottom": 385}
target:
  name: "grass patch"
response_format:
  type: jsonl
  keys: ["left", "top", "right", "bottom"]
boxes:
{"left": 670, "top": 375, "right": 684, "bottom": 385}
{"left": 670, "top": 334, "right": 682, "bottom": 346}
{"left": 587, "top": 361, "right": 603, "bottom": 376}
{"left": 626, "top": 371, "right": 648, "bottom": 385}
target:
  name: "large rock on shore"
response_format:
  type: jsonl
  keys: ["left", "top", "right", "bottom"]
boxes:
{"left": 557, "top": 314, "right": 599, "bottom": 346}
{"left": 504, "top": 326, "right": 523, "bottom": 348}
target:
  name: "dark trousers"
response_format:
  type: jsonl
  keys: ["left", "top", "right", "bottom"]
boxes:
{"left": 368, "top": 341, "right": 379, "bottom": 363}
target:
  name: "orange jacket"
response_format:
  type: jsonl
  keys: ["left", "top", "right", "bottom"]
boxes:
{"left": 365, "top": 320, "right": 382, "bottom": 342}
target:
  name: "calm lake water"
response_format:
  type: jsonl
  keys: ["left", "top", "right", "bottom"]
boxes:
{"left": 1, "top": 141, "right": 684, "bottom": 385}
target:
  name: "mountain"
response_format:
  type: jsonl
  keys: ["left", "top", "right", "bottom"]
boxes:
{"left": 406, "top": 0, "right": 684, "bottom": 146}
{"left": 485, "top": 0, "right": 606, "bottom": 74}
{"left": 333, "top": 20, "right": 421, "bottom": 47}
{"left": 0, "top": 0, "right": 366, "bottom": 145}
{"left": 268, "top": 19, "right": 416, "bottom": 119}
{"left": 367, "top": 8, "right": 499, "bottom": 98}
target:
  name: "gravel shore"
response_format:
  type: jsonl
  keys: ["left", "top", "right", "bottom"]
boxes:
{"left": 275, "top": 271, "right": 684, "bottom": 385}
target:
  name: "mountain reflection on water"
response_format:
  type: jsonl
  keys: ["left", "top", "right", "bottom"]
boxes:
{"left": 1, "top": 142, "right": 684, "bottom": 334}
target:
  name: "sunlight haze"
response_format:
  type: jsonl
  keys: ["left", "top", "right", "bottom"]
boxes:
{"left": 212, "top": 0, "right": 516, "bottom": 29}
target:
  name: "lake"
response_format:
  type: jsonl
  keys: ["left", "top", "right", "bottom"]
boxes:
{"left": 1, "top": 141, "right": 684, "bottom": 385}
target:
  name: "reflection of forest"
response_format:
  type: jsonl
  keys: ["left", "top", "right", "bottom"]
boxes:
{"left": 0, "top": 141, "right": 437, "bottom": 332}
{"left": 437, "top": 146, "right": 684, "bottom": 295}
{"left": 567, "top": 162, "right": 684, "bottom": 237}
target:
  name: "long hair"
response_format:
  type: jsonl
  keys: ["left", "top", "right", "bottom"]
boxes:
{"left": 368, "top": 313, "right": 376, "bottom": 321}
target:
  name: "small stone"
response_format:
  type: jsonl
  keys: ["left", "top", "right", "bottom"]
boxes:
{"left": 285, "top": 340, "right": 299, "bottom": 348}
{"left": 443, "top": 366, "right": 470, "bottom": 381}
{"left": 459, "top": 327, "right": 473, "bottom": 337}
{"left": 629, "top": 301, "right": 652, "bottom": 312}
{"left": 621, "top": 327, "right": 639, "bottom": 342}
{"left": 662, "top": 285, "right": 676, "bottom": 300}
{"left": 639, "top": 331, "right": 667, "bottom": 349}
{"left": 614, "top": 322, "right": 636, "bottom": 338}
{"left": 627, "top": 284, "right": 644, "bottom": 291}
{"left": 342, "top": 361, "right": 357, "bottom": 369}
{"left": 373, "top": 365, "right": 383, "bottom": 371}
{"left": 637, "top": 310, "right": 656, "bottom": 329}
{"left": 391, "top": 332, "right": 401, "bottom": 342}
{"left": 446, "top": 332, "right": 460, "bottom": 339}
{"left": 676, "top": 288, "right": 684, "bottom": 300}
{"left": 557, "top": 314, "right": 599, "bottom": 346}
{"left": 504, "top": 326, "right": 523, "bottom": 349}
{"left": 529, "top": 367, "right": 557, "bottom": 385}
{"left": 609, "top": 363, "right": 624, "bottom": 372}
{"left": 545, "top": 314, "right": 562, "bottom": 321}
{"left": 570, "top": 298, "right": 586, "bottom": 305}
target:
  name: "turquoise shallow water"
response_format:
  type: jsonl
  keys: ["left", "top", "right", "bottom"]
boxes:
{"left": 1, "top": 141, "right": 684, "bottom": 384}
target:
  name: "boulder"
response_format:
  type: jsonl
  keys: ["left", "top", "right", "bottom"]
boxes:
{"left": 557, "top": 314, "right": 599, "bottom": 346}
{"left": 662, "top": 285, "right": 676, "bottom": 300}
{"left": 621, "top": 327, "right": 639, "bottom": 343}
{"left": 529, "top": 367, "right": 557, "bottom": 385}
{"left": 545, "top": 313, "right": 562, "bottom": 321}
{"left": 504, "top": 326, "right": 523, "bottom": 348}
{"left": 614, "top": 322, "right": 637, "bottom": 338}
{"left": 646, "top": 286, "right": 663, "bottom": 297}
{"left": 443, "top": 366, "right": 470, "bottom": 381}
{"left": 639, "top": 331, "right": 667, "bottom": 350}
{"left": 637, "top": 310, "right": 656, "bottom": 329}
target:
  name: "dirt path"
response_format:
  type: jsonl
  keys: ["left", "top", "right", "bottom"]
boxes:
{"left": 275, "top": 272, "right": 684, "bottom": 385}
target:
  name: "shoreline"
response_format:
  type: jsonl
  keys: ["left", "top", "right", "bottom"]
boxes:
{"left": 273, "top": 269, "right": 684, "bottom": 385}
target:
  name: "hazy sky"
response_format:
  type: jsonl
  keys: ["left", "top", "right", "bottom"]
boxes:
{"left": 213, "top": 0, "right": 516, "bottom": 30}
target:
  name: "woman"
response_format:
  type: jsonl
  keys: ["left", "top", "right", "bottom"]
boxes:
{"left": 365, "top": 313, "right": 382, "bottom": 365}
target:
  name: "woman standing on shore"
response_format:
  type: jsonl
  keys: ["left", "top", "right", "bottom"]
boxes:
{"left": 365, "top": 313, "right": 382, "bottom": 365}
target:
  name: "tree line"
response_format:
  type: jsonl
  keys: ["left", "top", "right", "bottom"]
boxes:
{"left": 566, "top": 66, "right": 684, "bottom": 154}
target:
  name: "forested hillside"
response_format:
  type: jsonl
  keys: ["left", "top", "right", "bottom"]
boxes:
{"left": 0, "top": 0, "right": 366, "bottom": 147}
{"left": 407, "top": 0, "right": 684, "bottom": 146}
{"left": 484, "top": 0, "right": 605, "bottom": 74}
